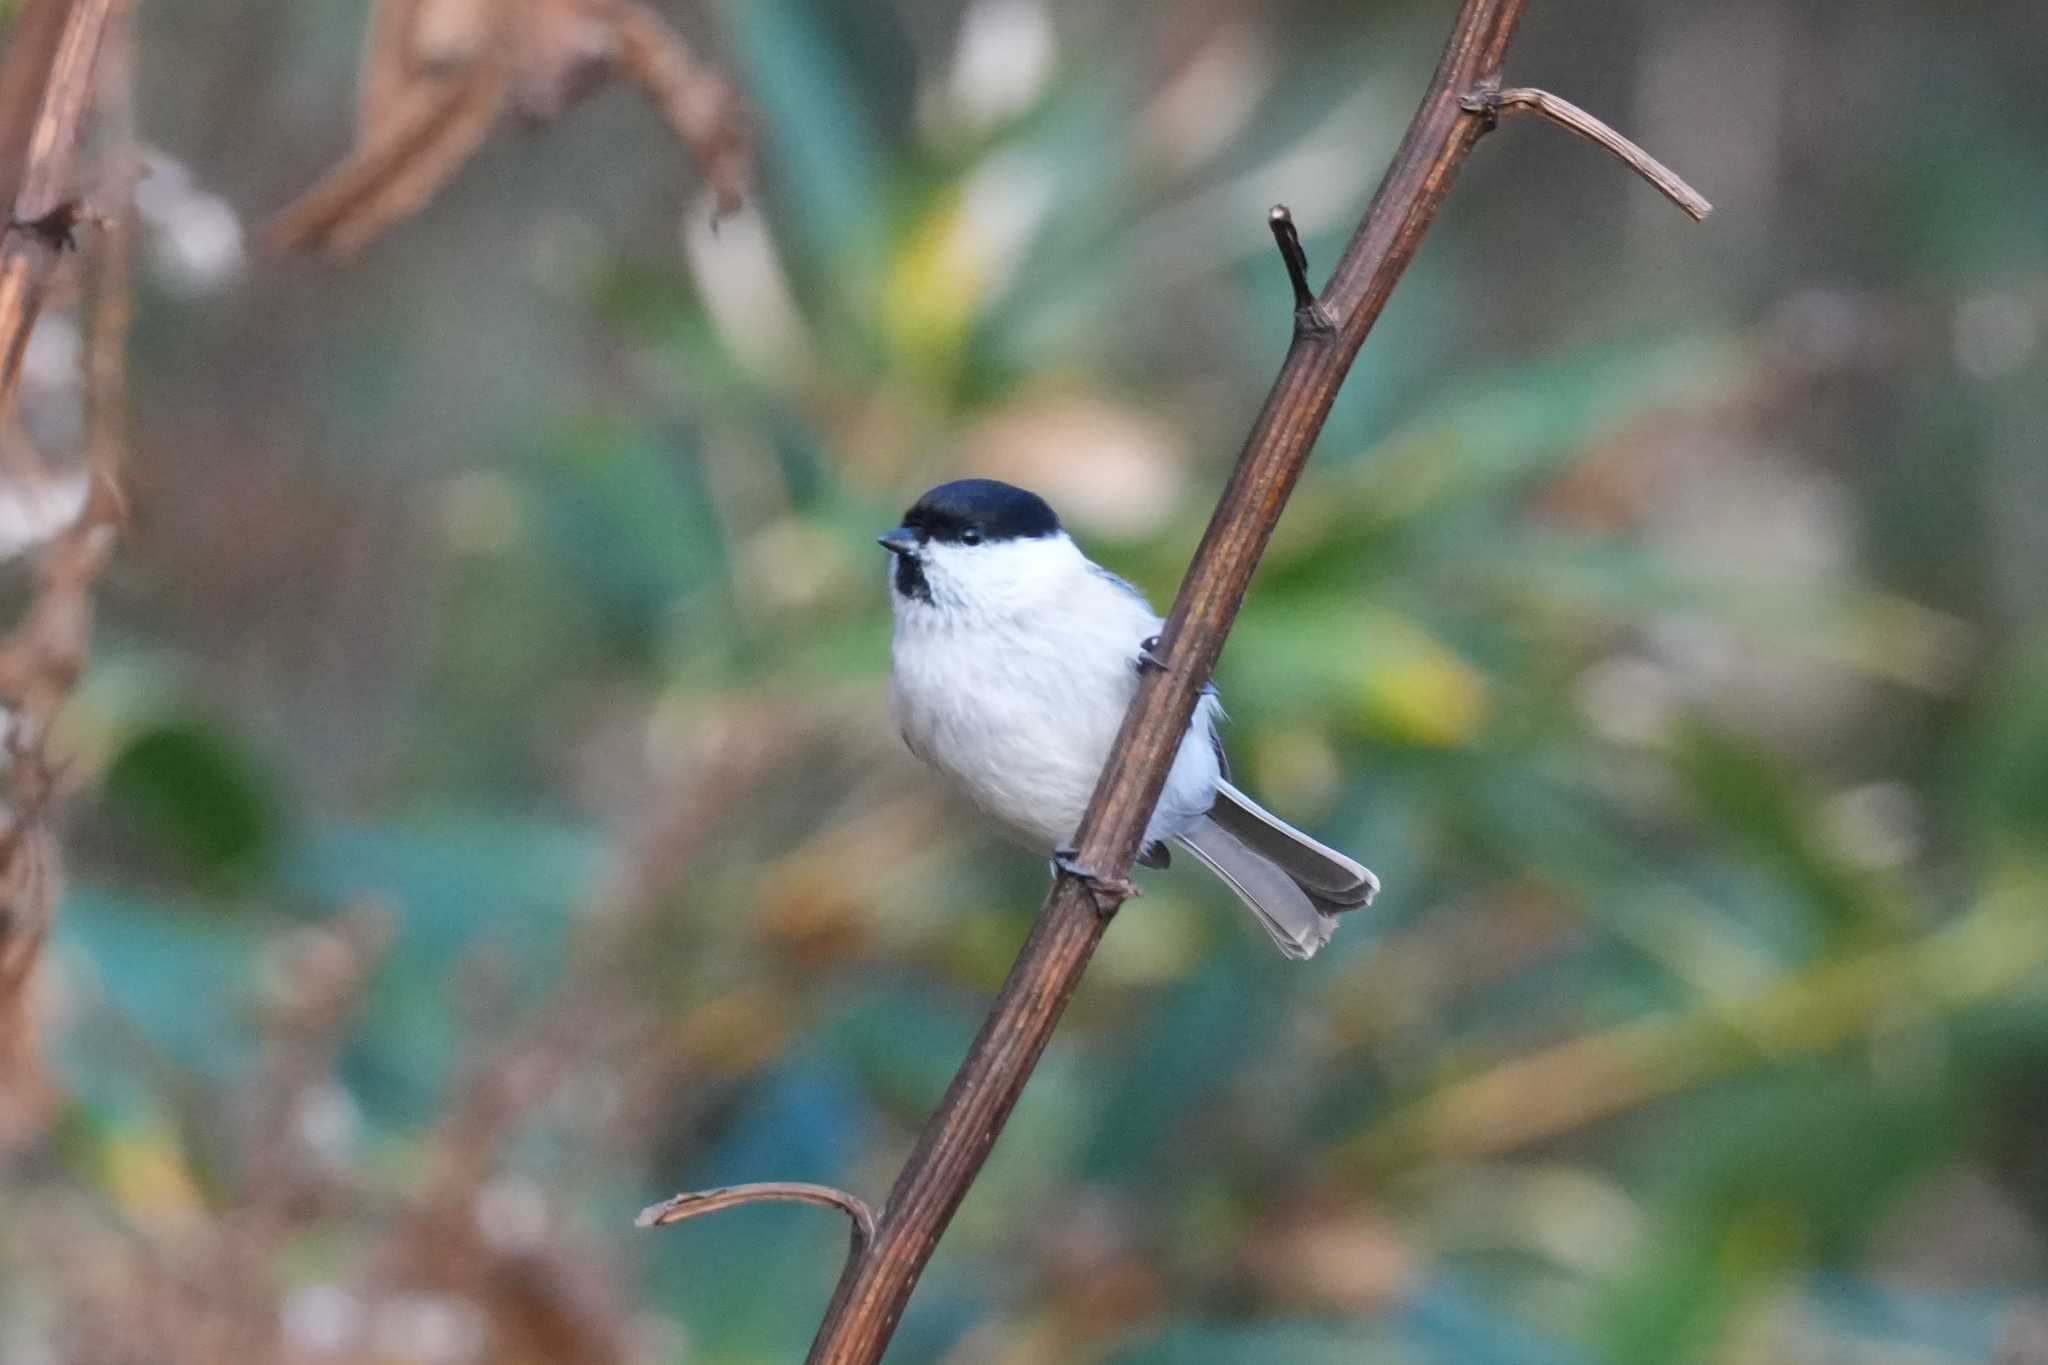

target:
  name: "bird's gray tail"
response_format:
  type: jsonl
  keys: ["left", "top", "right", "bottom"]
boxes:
{"left": 1173, "top": 781, "right": 1379, "bottom": 961}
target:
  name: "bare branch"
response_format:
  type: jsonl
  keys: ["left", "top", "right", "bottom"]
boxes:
{"left": 265, "top": 68, "right": 508, "bottom": 257}
{"left": 0, "top": 0, "right": 128, "bottom": 1151}
{"left": 242, "top": 904, "right": 396, "bottom": 1217}
{"left": 0, "top": 0, "right": 79, "bottom": 209}
{"left": 650, "top": 4, "right": 1714, "bottom": 1359}
{"left": 1463, "top": 83, "right": 1712, "bottom": 221}
{"left": 792, "top": 3, "right": 1542, "bottom": 1361}
{"left": 610, "top": 0, "right": 749, "bottom": 217}
{"left": 0, "top": 0, "right": 118, "bottom": 426}
{"left": 270, "top": 0, "right": 750, "bottom": 256}
{"left": 637, "top": 1182, "right": 878, "bottom": 1253}
{"left": 83, "top": 0, "right": 134, "bottom": 503}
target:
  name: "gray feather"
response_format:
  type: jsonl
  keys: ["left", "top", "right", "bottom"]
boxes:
{"left": 1087, "top": 562, "right": 1152, "bottom": 605}
{"left": 1206, "top": 780, "right": 1378, "bottom": 915}
{"left": 1174, "top": 815, "right": 1337, "bottom": 961}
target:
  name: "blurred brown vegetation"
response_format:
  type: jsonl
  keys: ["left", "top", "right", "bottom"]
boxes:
{"left": 0, "top": 1, "right": 2044, "bottom": 1363}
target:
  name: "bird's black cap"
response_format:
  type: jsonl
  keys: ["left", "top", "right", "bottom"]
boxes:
{"left": 898, "top": 479, "right": 1061, "bottom": 546}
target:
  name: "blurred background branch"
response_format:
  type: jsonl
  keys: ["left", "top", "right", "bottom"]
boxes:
{"left": 0, "top": 0, "right": 126, "bottom": 1148}
{"left": 267, "top": 0, "right": 747, "bottom": 257}
{"left": 0, "top": 0, "right": 114, "bottom": 411}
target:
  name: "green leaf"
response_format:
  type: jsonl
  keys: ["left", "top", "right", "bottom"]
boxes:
{"left": 1667, "top": 723, "right": 1895, "bottom": 950}
{"left": 1602, "top": 1069, "right": 1958, "bottom": 1365}
{"left": 101, "top": 722, "right": 281, "bottom": 881}
{"left": 56, "top": 885, "right": 265, "bottom": 1089}
{"left": 282, "top": 812, "right": 601, "bottom": 1123}
{"left": 729, "top": 0, "right": 892, "bottom": 287}
{"left": 1969, "top": 631, "right": 2048, "bottom": 850}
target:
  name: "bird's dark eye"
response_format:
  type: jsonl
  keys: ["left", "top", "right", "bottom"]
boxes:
{"left": 961, "top": 526, "right": 983, "bottom": 545}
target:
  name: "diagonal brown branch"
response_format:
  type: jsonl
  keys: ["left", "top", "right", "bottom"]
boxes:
{"left": 0, "top": 0, "right": 80, "bottom": 210}
{"left": 792, "top": 2, "right": 1550, "bottom": 1362}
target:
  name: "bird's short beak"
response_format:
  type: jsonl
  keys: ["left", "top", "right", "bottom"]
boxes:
{"left": 878, "top": 527, "right": 919, "bottom": 556}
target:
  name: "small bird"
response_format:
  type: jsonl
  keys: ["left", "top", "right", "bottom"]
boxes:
{"left": 880, "top": 478, "right": 1378, "bottom": 959}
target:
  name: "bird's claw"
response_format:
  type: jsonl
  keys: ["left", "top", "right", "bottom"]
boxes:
{"left": 1134, "top": 635, "right": 1168, "bottom": 674}
{"left": 1052, "top": 848, "right": 1137, "bottom": 913}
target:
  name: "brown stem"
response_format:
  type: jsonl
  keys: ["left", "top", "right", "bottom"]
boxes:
{"left": 612, "top": 0, "right": 749, "bottom": 217}
{"left": 796, "top": 2, "right": 1538, "bottom": 1361}
{"left": 83, "top": 0, "right": 133, "bottom": 504}
{"left": 1466, "top": 84, "right": 1712, "bottom": 221}
{"left": 0, "top": 0, "right": 119, "bottom": 427}
{"left": 0, "top": 0, "right": 80, "bottom": 209}
{"left": 0, "top": 0, "right": 127, "bottom": 1150}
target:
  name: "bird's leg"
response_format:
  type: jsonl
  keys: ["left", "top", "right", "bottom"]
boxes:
{"left": 1134, "top": 635, "right": 1169, "bottom": 674}
{"left": 1052, "top": 847, "right": 1138, "bottom": 912}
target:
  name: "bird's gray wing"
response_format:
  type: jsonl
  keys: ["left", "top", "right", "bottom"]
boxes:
{"left": 1206, "top": 699, "right": 1229, "bottom": 781}
{"left": 1206, "top": 779, "right": 1378, "bottom": 911}
{"left": 1092, "top": 561, "right": 1231, "bottom": 774}
{"left": 1175, "top": 815, "right": 1336, "bottom": 960}
{"left": 1088, "top": 557, "right": 1236, "bottom": 792}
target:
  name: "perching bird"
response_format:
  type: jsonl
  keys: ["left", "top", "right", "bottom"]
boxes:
{"left": 880, "top": 478, "right": 1378, "bottom": 959}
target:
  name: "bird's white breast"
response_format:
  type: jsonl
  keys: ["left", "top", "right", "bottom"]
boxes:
{"left": 889, "top": 535, "right": 1222, "bottom": 853}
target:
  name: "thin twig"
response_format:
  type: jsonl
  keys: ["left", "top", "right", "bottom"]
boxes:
{"left": 265, "top": 66, "right": 509, "bottom": 257}
{"left": 83, "top": 0, "right": 133, "bottom": 504}
{"left": 637, "top": 1182, "right": 878, "bottom": 1253}
{"left": 1266, "top": 205, "right": 1333, "bottom": 334}
{"left": 1463, "top": 83, "right": 1712, "bottom": 221}
{"left": 0, "top": 0, "right": 127, "bottom": 1150}
{"left": 0, "top": 0, "right": 79, "bottom": 208}
{"left": 794, "top": 3, "right": 1540, "bottom": 1362}
{"left": 0, "top": 0, "right": 117, "bottom": 425}
{"left": 241, "top": 904, "right": 395, "bottom": 1220}
{"left": 271, "top": 0, "right": 750, "bottom": 256}
{"left": 611, "top": 0, "right": 749, "bottom": 216}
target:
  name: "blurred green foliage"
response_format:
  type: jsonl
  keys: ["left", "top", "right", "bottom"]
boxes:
{"left": 5, "top": 0, "right": 2047, "bottom": 1363}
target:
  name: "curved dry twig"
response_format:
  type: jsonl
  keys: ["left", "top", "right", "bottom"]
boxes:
{"left": 269, "top": 0, "right": 748, "bottom": 257}
{"left": 1463, "top": 83, "right": 1712, "bottom": 221}
{"left": 638, "top": 1181, "right": 878, "bottom": 1254}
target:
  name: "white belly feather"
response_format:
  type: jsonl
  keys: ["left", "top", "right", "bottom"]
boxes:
{"left": 890, "top": 554, "right": 1222, "bottom": 854}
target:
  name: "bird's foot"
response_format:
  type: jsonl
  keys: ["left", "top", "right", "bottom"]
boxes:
{"left": 1053, "top": 848, "right": 1138, "bottom": 913}
{"left": 1134, "top": 635, "right": 1169, "bottom": 674}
